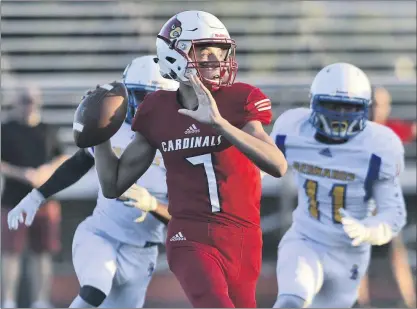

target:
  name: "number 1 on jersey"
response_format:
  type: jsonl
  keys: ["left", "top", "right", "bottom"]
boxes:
{"left": 304, "top": 179, "right": 346, "bottom": 223}
{"left": 331, "top": 184, "right": 346, "bottom": 223}
{"left": 186, "top": 154, "right": 221, "bottom": 213}
{"left": 304, "top": 180, "right": 320, "bottom": 219}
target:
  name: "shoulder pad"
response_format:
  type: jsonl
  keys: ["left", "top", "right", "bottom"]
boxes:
{"left": 366, "top": 122, "right": 405, "bottom": 179}
{"left": 270, "top": 107, "right": 310, "bottom": 137}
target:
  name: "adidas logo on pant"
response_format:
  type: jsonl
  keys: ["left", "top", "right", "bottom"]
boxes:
{"left": 170, "top": 232, "right": 186, "bottom": 242}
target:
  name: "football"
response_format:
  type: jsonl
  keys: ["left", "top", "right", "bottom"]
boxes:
{"left": 73, "top": 81, "right": 128, "bottom": 148}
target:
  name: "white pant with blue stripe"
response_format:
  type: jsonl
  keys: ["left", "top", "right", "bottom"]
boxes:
{"left": 275, "top": 226, "right": 371, "bottom": 308}
{"left": 72, "top": 219, "right": 158, "bottom": 308}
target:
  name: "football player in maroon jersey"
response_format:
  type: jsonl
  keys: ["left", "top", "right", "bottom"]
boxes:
{"left": 94, "top": 10, "right": 287, "bottom": 308}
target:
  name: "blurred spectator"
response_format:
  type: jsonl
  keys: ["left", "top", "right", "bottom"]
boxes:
{"left": 372, "top": 86, "right": 417, "bottom": 142}
{"left": 357, "top": 86, "right": 416, "bottom": 308}
{"left": 1, "top": 86, "right": 68, "bottom": 308}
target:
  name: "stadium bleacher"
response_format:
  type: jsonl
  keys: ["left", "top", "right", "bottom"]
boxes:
{"left": 1, "top": 0, "right": 416, "bottom": 195}
{"left": 2, "top": 1, "right": 416, "bottom": 82}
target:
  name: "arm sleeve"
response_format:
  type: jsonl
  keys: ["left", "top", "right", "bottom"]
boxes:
{"left": 379, "top": 130, "right": 405, "bottom": 180}
{"left": 244, "top": 87, "right": 272, "bottom": 125}
{"left": 365, "top": 177, "right": 407, "bottom": 237}
{"left": 365, "top": 129, "right": 406, "bottom": 236}
{"left": 37, "top": 149, "right": 95, "bottom": 198}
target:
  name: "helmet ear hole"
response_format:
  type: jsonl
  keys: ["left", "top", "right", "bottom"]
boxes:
{"left": 166, "top": 57, "right": 177, "bottom": 64}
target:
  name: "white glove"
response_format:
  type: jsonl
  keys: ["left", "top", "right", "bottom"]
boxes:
{"left": 8, "top": 189, "right": 45, "bottom": 230}
{"left": 340, "top": 208, "right": 393, "bottom": 246}
{"left": 119, "top": 184, "right": 157, "bottom": 222}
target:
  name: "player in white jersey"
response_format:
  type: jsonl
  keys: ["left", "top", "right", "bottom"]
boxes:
{"left": 7, "top": 55, "right": 179, "bottom": 308}
{"left": 270, "top": 63, "right": 407, "bottom": 308}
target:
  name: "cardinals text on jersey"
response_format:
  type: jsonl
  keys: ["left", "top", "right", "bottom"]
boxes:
{"left": 132, "top": 82, "right": 272, "bottom": 227}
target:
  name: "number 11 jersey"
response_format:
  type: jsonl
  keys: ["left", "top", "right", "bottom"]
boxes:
{"left": 269, "top": 108, "right": 404, "bottom": 247}
{"left": 132, "top": 82, "right": 272, "bottom": 228}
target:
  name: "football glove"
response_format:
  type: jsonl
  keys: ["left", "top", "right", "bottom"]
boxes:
{"left": 120, "top": 184, "right": 157, "bottom": 222}
{"left": 340, "top": 208, "right": 393, "bottom": 246}
{"left": 8, "top": 189, "right": 45, "bottom": 230}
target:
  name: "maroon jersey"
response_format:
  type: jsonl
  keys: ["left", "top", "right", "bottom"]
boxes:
{"left": 132, "top": 82, "right": 272, "bottom": 227}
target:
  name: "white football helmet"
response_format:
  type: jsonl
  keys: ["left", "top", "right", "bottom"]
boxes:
{"left": 155, "top": 10, "right": 238, "bottom": 90}
{"left": 309, "top": 62, "right": 372, "bottom": 139}
{"left": 123, "top": 55, "right": 179, "bottom": 124}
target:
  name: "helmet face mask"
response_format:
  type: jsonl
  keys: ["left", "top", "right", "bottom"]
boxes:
{"left": 310, "top": 94, "right": 369, "bottom": 139}
{"left": 156, "top": 11, "right": 238, "bottom": 91}
{"left": 187, "top": 41, "right": 237, "bottom": 89}
{"left": 309, "top": 63, "right": 372, "bottom": 140}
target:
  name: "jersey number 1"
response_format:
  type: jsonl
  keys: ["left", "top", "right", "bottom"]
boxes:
{"left": 304, "top": 179, "right": 346, "bottom": 223}
{"left": 186, "top": 154, "right": 221, "bottom": 213}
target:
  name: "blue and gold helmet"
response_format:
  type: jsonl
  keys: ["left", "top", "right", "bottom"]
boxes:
{"left": 123, "top": 55, "right": 179, "bottom": 124}
{"left": 309, "top": 63, "right": 372, "bottom": 140}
